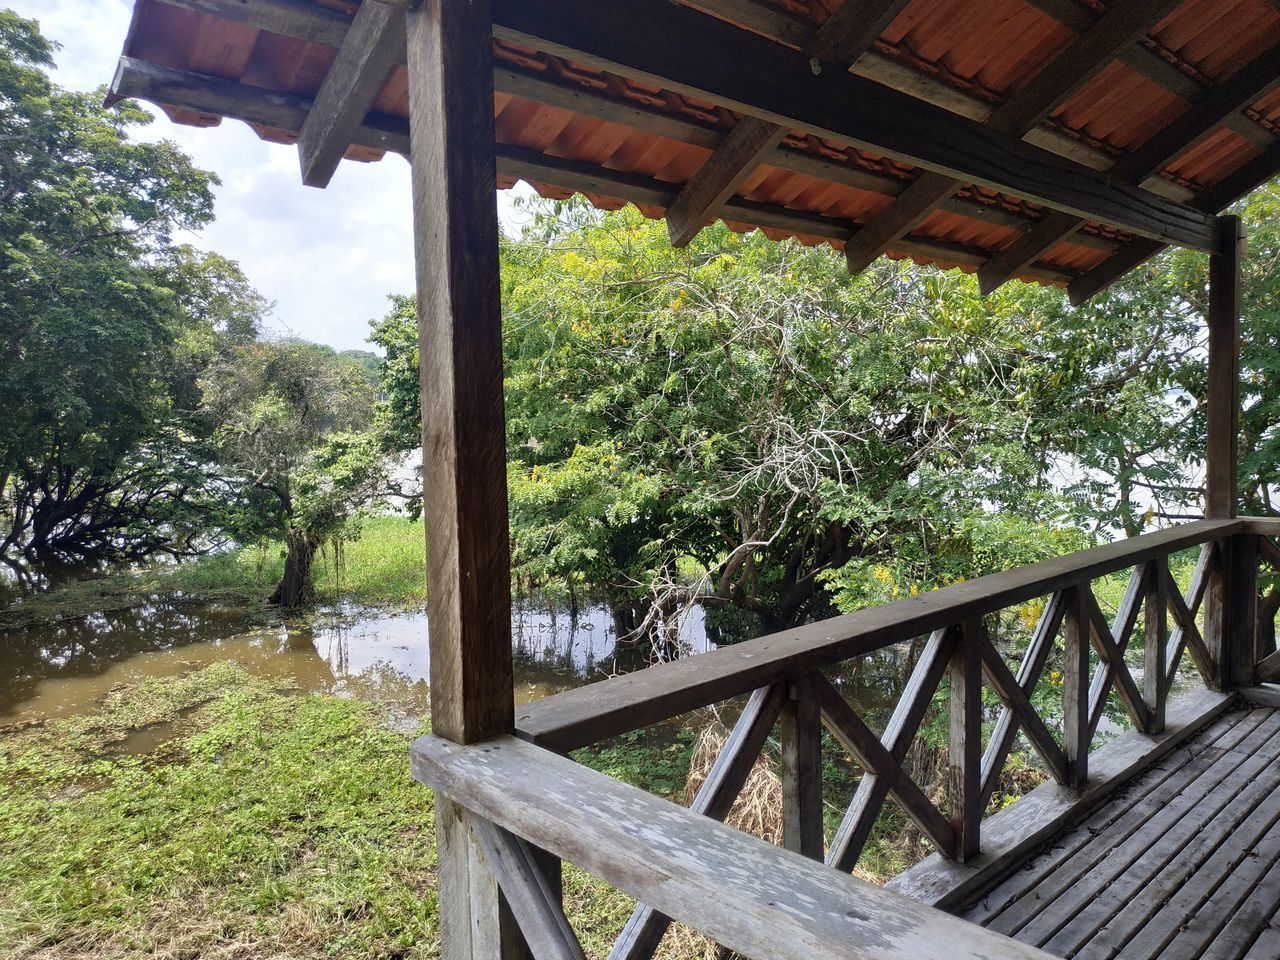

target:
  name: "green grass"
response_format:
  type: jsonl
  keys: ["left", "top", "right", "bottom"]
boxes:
{"left": 0, "top": 663, "right": 650, "bottom": 960}
{"left": 0, "top": 515, "right": 430, "bottom": 631}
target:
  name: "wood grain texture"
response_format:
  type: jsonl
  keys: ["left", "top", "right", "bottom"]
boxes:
{"left": 980, "top": 593, "right": 1067, "bottom": 807}
{"left": 815, "top": 674, "right": 957, "bottom": 857}
{"left": 470, "top": 816, "right": 587, "bottom": 960}
{"left": 1206, "top": 216, "right": 1244, "bottom": 520}
{"left": 298, "top": 0, "right": 405, "bottom": 187}
{"left": 407, "top": 0, "right": 513, "bottom": 744}
{"left": 489, "top": 0, "right": 1219, "bottom": 251}
{"left": 412, "top": 735, "right": 1060, "bottom": 960}
{"left": 516, "top": 521, "right": 1241, "bottom": 751}
{"left": 664, "top": 0, "right": 908, "bottom": 247}
{"left": 781, "top": 673, "right": 824, "bottom": 860}
{"left": 887, "top": 686, "right": 1235, "bottom": 909}
{"left": 951, "top": 619, "right": 984, "bottom": 861}
{"left": 1063, "top": 585, "right": 1091, "bottom": 787}
{"left": 610, "top": 684, "right": 785, "bottom": 960}
{"left": 827, "top": 628, "right": 957, "bottom": 872}
{"left": 437, "top": 796, "right": 525, "bottom": 960}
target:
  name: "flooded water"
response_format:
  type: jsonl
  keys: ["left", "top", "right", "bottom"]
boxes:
{"left": 0, "top": 596, "right": 715, "bottom": 730}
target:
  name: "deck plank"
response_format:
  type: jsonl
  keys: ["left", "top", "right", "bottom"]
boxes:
{"left": 963, "top": 709, "right": 1252, "bottom": 927}
{"left": 977, "top": 708, "right": 1272, "bottom": 938}
{"left": 1031, "top": 712, "right": 1280, "bottom": 954}
{"left": 956, "top": 704, "right": 1280, "bottom": 960}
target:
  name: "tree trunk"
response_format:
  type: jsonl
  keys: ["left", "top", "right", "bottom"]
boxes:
{"left": 270, "top": 528, "right": 317, "bottom": 608}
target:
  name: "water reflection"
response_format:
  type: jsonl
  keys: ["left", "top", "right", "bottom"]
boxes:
{"left": 0, "top": 596, "right": 716, "bottom": 728}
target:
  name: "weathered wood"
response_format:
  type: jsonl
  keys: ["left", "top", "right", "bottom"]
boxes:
{"left": 1144, "top": 559, "right": 1168, "bottom": 731}
{"left": 610, "top": 684, "right": 785, "bottom": 960}
{"left": 489, "top": 0, "right": 1221, "bottom": 251}
{"left": 886, "top": 686, "right": 1235, "bottom": 909}
{"left": 437, "top": 797, "right": 525, "bottom": 960}
{"left": 406, "top": 0, "right": 513, "bottom": 744}
{"left": 962, "top": 707, "right": 1257, "bottom": 928}
{"left": 110, "top": 57, "right": 411, "bottom": 154}
{"left": 980, "top": 593, "right": 1068, "bottom": 808}
{"left": 977, "top": 634, "right": 1069, "bottom": 788}
{"left": 1044, "top": 714, "right": 1280, "bottom": 957}
{"left": 1165, "top": 547, "right": 1215, "bottom": 683}
{"left": 412, "top": 735, "right": 1060, "bottom": 960}
{"left": 827, "top": 628, "right": 958, "bottom": 872}
{"left": 686, "top": 0, "right": 1192, "bottom": 197}
{"left": 1062, "top": 585, "right": 1091, "bottom": 787}
{"left": 1085, "top": 564, "right": 1147, "bottom": 738}
{"left": 1143, "top": 794, "right": 1280, "bottom": 960}
{"left": 1207, "top": 216, "right": 1245, "bottom": 519}
{"left": 665, "top": 120, "right": 788, "bottom": 247}
{"left": 152, "top": 0, "right": 1117, "bottom": 253}
{"left": 814, "top": 674, "right": 957, "bottom": 857}
{"left": 849, "top": 0, "right": 1183, "bottom": 276}
{"left": 297, "top": 0, "right": 404, "bottom": 187}
{"left": 950, "top": 619, "right": 983, "bottom": 862}
{"left": 470, "top": 816, "right": 588, "bottom": 960}
{"left": 980, "top": 41, "right": 1280, "bottom": 293}
{"left": 780, "top": 673, "right": 823, "bottom": 860}
{"left": 1229, "top": 534, "right": 1261, "bottom": 688}
{"left": 843, "top": 171, "right": 957, "bottom": 275}
{"left": 665, "top": 0, "right": 908, "bottom": 246}
{"left": 985, "top": 708, "right": 1280, "bottom": 953}
{"left": 1082, "top": 585, "right": 1153, "bottom": 734}
{"left": 517, "top": 520, "right": 1241, "bottom": 751}
{"left": 1240, "top": 685, "right": 1280, "bottom": 709}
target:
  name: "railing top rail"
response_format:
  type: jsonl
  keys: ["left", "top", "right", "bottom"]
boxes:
{"left": 412, "top": 733, "right": 1057, "bottom": 960}
{"left": 517, "top": 518, "right": 1242, "bottom": 751}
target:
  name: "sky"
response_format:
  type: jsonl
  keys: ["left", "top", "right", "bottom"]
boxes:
{"left": 12, "top": 0, "right": 532, "bottom": 352}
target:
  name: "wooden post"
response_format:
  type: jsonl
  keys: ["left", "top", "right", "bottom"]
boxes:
{"left": 780, "top": 673, "right": 824, "bottom": 860}
{"left": 1062, "top": 586, "right": 1090, "bottom": 789}
{"left": 406, "top": 3, "right": 520, "bottom": 958}
{"left": 1204, "top": 215, "right": 1246, "bottom": 689}
{"left": 406, "top": 0, "right": 513, "bottom": 745}
{"left": 950, "top": 620, "right": 982, "bottom": 861}
{"left": 1143, "top": 560, "right": 1168, "bottom": 733}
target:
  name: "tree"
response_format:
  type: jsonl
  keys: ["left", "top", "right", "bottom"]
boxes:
{"left": 377, "top": 201, "right": 1096, "bottom": 636}
{"left": 200, "top": 340, "right": 394, "bottom": 606}
{"left": 0, "top": 14, "right": 234, "bottom": 568}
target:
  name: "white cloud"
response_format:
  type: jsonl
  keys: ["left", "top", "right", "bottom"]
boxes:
{"left": 11, "top": 0, "right": 533, "bottom": 351}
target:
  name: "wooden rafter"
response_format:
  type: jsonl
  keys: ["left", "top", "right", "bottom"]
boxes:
{"left": 1069, "top": 140, "right": 1280, "bottom": 304}
{"left": 981, "top": 43, "right": 1280, "bottom": 295}
{"left": 664, "top": 0, "right": 910, "bottom": 247}
{"left": 107, "top": 57, "right": 1083, "bottom": 287}
{"left": 297, "top": 0, "right": 404, "bottom": 187}
{"left": 843, "top": 0, "right": 1183, "bottom": 277}
{"left": 489, "top": 0, "right": 1218, "bottom": 251}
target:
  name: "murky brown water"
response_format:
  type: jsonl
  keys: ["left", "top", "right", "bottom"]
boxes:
{"left": 0, "top": 597, "right": 716, "bottom": 730}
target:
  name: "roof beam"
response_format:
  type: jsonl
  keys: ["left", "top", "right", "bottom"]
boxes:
{"left": 665, "top": 0, "right": 910, "bottom": 246}
{"left": 1069, "top": 140, "right": 1280, "bottom": 304}
{"left": 110, "top": 56, "right": 411, "bottom": 154}
{"left": 490, "top": 0, "right": 1218, "bottom": 251}
{"left": 983, "top": 44, "right": 1280, "bottom": 296}
{"left": 841, "top": 0, "right": 1181, "bottom": 277}
{"left": 297, "top": 0, "right": 405, "bottom": 187}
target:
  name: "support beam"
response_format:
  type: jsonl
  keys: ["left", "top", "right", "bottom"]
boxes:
{"left": 407, "top": 0, "right": 514, "bottom": 745}
{"left": 780, "top": 673, "right": 824, "bottom": 860}
{"left": 842, "top": 0, "right": 1183, "bottom": 275}
{"left": 665, "top": 120, "right": 788, "bottom": 247}
{"left": 1206, "top": 216, "right": 1245, "bottom": 520}
{"left": 665, "top": 0, "right": 909, "bottom": 246}
{"left": 490, "top": 0, "right": 1220, "bottom": 251}
{"left": 982, "top": 44, "right": 1280, "bottom": 294}
{"left": 950, "top": 619, "right": 983, "bottom": 861}
{"left": 297, "top": 0, "right": 405, "bottom": 187}
{"left": 843, "top": 171, "right": 956, "bottom": 274}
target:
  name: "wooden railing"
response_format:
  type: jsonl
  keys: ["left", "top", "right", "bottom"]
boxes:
{"left": 414, "top": 517, "right": 1280, "bottom": 960}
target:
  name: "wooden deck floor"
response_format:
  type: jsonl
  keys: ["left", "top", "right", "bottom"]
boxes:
{"left": 960, "top": 705, "right": 1280, "bottom": 959}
